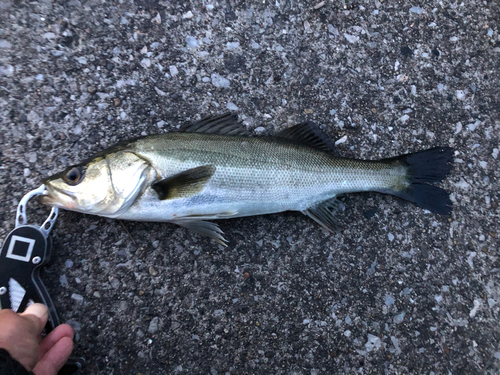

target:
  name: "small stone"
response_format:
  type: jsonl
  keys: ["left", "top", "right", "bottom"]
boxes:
{"left": 327, "top": 24, "right": 339, "bottom": 36}
{"left": 148, "top": 317, "right": 160, "bottom": 333}
{"left": 154, "top": 87, "right": 167, "bottom": 96}
{"left": 334, "top": 135, "right": 347, "bottom": 145}
{"left": 344, "top": 330, "right": 351, "bottom": 337}
{"left": 0, "top": 40, "right": 12, "bottom": 49}
{"left": 76, "top": 56, "right": 87, "bottom": 64}
{"left": 23, "top": 168, "right": 30, "bottom": 177}
{"left": 93, "top": 291, "right": 101, "bottom": 298}
{"left": 71, "top": 293, "right": 84, "bottom": 303}
{"left": 469, "top": 299, "right": 481, "bottom": 318}
{"left": 304, "top": 20, "right": 311, "bottom": 33}
{"left": 302, "top": 319, "right": 311, "bottom": 324}
{"left": 186, "top": 36, "right": 199, "bottom": 48}
{"left": 226, "top": 102, "right": 239, "bottom": 111}
{"left": 28, "top": 152, "right": 37, "bottom": 163}
{"left": 385, "top": 295, "right": 395, "bottom": 306}
{"left": 365, "top": 334, "right": 381, "bottom": 352}
{"left": 65, "top": 260, "right": 74, "bottom": 268}
{"left": 456, "top": 90, "right": 465, "bottom": 100}
{"left": 119, "top": 301, "right": 128, "bottom": 311}
{"left": 254, "top": 127, "right": 266, "bottom": 134}
{"left": 106, "top": 62, "right": 115, "bottom": 71}
{"left": 388, "top": 233, "right": 394, "bottom": 241}
{"left": 409, "top": 6, "right": 423, "bottom": 14}
{"left": 59, "top": 274, "right": 68, "bottom": 286}
{"left": 344, "top": 33, "right": 359, "bottom": 43}
{"left": 226, "top": 42, "right": 240, "bottom": 49}
{"left": 243, "top": 272, "right": 250, "bottom": 279}
{"left": 394, "top": 312, "right": 405, "bottom": 324}
{"left": 149, "top": 266, "right": 158, "bottom": 276}
{"left": 140, "top": 58, "right": 151, "bottom": 68}
{"left": 467, "top": 252, "right": 476, "bottom": 268}
{"left": 492, "top": 148, "right": 499, "bottom": 159}
{"left": 0, "top": 64, "right": 14, "bottom": 76}
{"left": 183, "top": 11, "right": 193, "bottom": 19}
{"left": 211, "top": 73, "right": 230, "bottom": 88}
{"left": 304, "top": 108, "right": 314, "bottom": 114}
{"left": 169, "top": 65, "right": 178, "bottom": 77}
{"left": 87, "top": 86, "right": 97, "bottom": 94}
{"left": 113, "top": 98, "right": 121, "bottom": 107}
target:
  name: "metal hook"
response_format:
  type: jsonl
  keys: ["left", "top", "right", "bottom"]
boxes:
{"left": 15, "top": 184, "right": 59, "bottom": 237}
{"left": 16, "top": 185, "right": 46, "bottom": 228}
{"left": 40, "top": 206, "right": 59, "bottom": 238}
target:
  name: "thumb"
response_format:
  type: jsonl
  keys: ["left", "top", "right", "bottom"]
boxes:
{"left": 21, "top": 303, "right": 49, "bottom": 336}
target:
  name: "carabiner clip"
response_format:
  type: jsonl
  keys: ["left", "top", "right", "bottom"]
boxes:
{"left": 15, "top": 184, "right": 59, "bottom": 238}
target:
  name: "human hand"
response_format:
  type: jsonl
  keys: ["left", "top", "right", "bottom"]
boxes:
{"left": 0, "top": 303, "right": 74, "bottom": 375}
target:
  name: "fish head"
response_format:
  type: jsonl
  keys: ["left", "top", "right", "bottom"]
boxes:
{"left": 41, "top": 151, "right": 151, "bottom": 216}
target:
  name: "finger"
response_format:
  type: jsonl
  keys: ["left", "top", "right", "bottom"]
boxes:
{"left": 38, "top": 324, "right": 74, "bottom": 361}
{"left": 21, "top": 304, "right": 49, "bottom": 335}
{"left": 33, "top": 337, "right": 74, "bottom": 375}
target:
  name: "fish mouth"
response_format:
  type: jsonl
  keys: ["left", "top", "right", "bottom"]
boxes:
{"left": 40, "top": 184, "right": 77, "bottom": 209}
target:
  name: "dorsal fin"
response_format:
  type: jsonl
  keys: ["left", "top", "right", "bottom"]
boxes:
{"left": 179, "top": 113, "right": 250, "bottom": 136}
{"left": 276, "top": 121, "right": 336, "bottom": 153}
{"left": 152, "top": 165, "right": 216, "bottom": 200}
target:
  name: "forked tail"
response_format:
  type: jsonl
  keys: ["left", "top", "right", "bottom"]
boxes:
{"left": 380, "top": 147, "right": 454, "bottom": 214}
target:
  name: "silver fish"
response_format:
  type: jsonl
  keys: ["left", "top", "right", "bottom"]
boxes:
{"left": 42, "top": 114, "right": 453, "bottom": 244}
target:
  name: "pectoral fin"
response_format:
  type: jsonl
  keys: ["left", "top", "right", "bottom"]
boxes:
{"left": 152, "top": 165, "right": 216, "bottom": 200}
{"left": 176, "top": 220, "right": 227, "bottom": 245}
{"left": 302, "top": 197, "right": 342, "bottom": 232}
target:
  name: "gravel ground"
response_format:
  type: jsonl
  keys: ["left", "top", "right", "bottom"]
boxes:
{"left": 1, "top": 0, "right": 499, "bottom": 374}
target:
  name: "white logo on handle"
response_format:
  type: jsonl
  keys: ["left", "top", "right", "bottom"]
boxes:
{"left": 9, "top": 278, "right": 26, "bottom": 312}
{"left": 6, "top": 235, "right": 35, "bottom": 262}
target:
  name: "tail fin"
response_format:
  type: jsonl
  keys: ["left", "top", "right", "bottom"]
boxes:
{"left": 381, "top": 147, "right": 454, "bottom": 215}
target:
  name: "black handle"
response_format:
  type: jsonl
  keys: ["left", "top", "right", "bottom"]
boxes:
{"left": 0, "top": 226, "right": 85, "bottom": 374}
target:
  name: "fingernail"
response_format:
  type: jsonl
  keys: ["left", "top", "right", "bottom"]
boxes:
{"left": 24, "top": 303, "right": 49, "bottom": 322}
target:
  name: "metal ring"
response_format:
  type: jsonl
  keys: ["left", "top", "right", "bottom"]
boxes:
{"left": 16, "top": 184, "right": 47, "bottom": 228}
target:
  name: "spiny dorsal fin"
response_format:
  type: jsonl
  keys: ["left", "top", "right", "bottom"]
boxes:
{"left": 179, "top": 113, "right": 250, "bottom": 136}
{"left": 302, "top": 196, "right": 343, "bottom": 232}
{"left": 276, "top": 121, "right": 336, "bottom": 153}
{"left": 152, "top": 165, "right": 216, "bottom": 200}
{"left": 176, "top": 220, "right": 227, "bottom": 245}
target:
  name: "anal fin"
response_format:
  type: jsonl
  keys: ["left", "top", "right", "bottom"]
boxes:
{"left": 302, "top": 197, "right": 342, "bottom": 232}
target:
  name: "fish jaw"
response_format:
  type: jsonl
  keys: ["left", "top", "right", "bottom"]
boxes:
{"left": 40, "top": 184, "right": 78, "bottom": 210}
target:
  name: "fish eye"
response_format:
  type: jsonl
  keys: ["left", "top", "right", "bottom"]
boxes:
{"left": 63, "top": 166, "right": 85, "bottom": 185}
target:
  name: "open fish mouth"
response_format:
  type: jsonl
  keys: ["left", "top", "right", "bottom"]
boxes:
{"left": 39, "top": 193, "right": 55, "bottom": 205}
{"left": 39, "top": 185, "right": 77, "bottom": 209}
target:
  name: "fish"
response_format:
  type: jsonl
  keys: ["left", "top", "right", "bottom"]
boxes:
{"left": 41, "top": 113, "right": 454, "bottom": 244}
